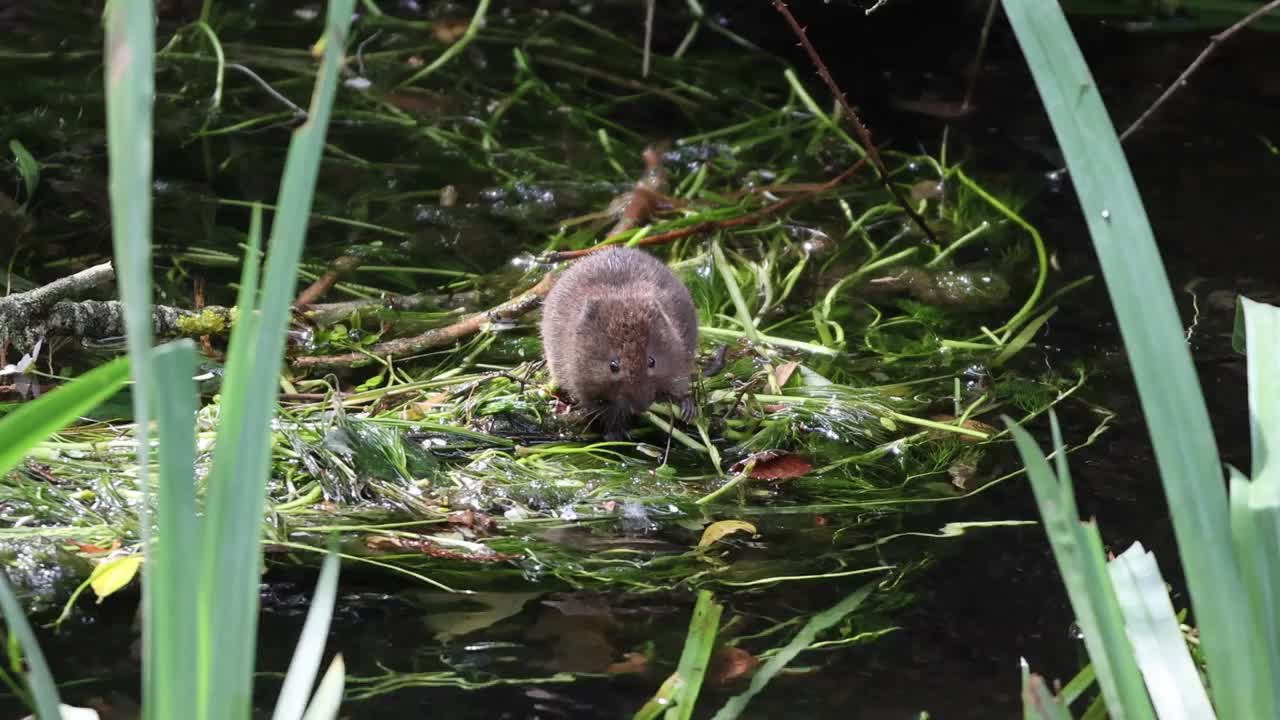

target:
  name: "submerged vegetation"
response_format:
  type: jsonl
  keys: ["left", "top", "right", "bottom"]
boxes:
{"left": 0, "top": 0, "right": 1212, "bottom": 716}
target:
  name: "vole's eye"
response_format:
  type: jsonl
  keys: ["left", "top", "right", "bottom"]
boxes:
{"left": 609, "top": 360, "right": 620, "bottom": 373}
{"left": 647, "top": 355, "right": 656, "bottom": 368}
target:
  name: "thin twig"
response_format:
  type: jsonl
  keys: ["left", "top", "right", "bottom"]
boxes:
{"left": 1119, "top": 0, "right": 1280, "bottom": 142}
{"left": 642, "top": 0, "right": 656, "bottom": 78}
{"left": 355, "top": 28, "right": 383, "bottom": 77}
{"left": 295, "top": 254, "right": 366, "bottom": 307}
{"left": 771, "top": 1, "right": 938, "bottom": 244}
{"left": 227, "top": 63, "right": 307, "bottom": 117}
{"left": 291, "top": 273, "right": 558, "bottom": 370}
{"left": 542, "top": 157, "right": 868, "bottom": 262}
{"left": 963, "top": 0, "right": 1000, "bottom": 112}
{"left": 395, "top": 0, "right": 491, "bottom": 88}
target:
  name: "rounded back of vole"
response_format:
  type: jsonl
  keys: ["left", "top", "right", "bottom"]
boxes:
{"left": 540, "top": 247, "right": 698, "bottom": 425}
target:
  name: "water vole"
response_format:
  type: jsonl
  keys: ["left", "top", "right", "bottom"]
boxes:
{"left": 540, "top": 247, "right": 699, "bottom": 437}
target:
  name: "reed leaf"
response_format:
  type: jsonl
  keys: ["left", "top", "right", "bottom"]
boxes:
{"left": 0, "top": 573, "right": 61, "bottom": 719}
{"left": 1000, "top": 1, "right": 1260, "bottom": 714}
{"left": 102, "top": 1, "right": 161, "bottom": 714}
{"left": 1021, "top": 659, "right": 1073, "bottom": 720}
{"left": 299, "top": 655, "right": 346, "bottom": 720}
{"left": 1005, "top": 413, "right": 1154, "bottom": 720}
{"left": 0, "top": 357, "right": 129, "bottom": 477}
{"left": 272, "top": 546, "right": 342, "bottom": 720}
{"left": 199, "top": 3, "right": 355, "bottom": 717}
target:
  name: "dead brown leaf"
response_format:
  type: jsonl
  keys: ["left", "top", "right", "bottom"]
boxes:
{"left": 709, "top": 646, "right": 760, "bottom": 685}
{"left": 929, "top": 414, "right": 998, "bottom": 444}
{"left": 773, "top": 361, "right": 800, "bottom": 388}
{"left": 730, "top": 450, "right": 813, "bottom": 481}
{"left": 447, "top": 509, "right": 499, "bottom": 535}
{"left": 432, "top": 18, "right": 470, "bottom": 44}
{"left": 365, "top": 534, "right": 519, "bottom": 563}
{"left": 607, "top": 652, "right": 650, "bottom": 675}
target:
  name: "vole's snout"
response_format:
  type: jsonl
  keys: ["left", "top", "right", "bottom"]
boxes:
{"left": 620, "top": 380, "right": 655, "bottom": 415}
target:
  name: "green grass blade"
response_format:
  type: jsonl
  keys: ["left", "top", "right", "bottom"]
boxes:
{"left": 993, "top": 306, "right": 1057, "bottom": 368}
{"left": 1107, "top": 542, "right": 1215, "bottom": 719}
{"left": 1005, "top": 415, "right": 1154, "bottom": 720}
{"left": 0, "top": 357, "right": 130, "bottom": 476}
{"left": 999, "top": 2, "right": 1258, "bottom": 714}
{"left": 0, "top": 573, "right": 60, "bottom": 719}
{"left": 150, "top": 341, "right": 200, "bottom": 720}
{"left": 1059, "top": 664, "right": 1098, "bottom": 707}
{"left": 710, "top": 581, "right": 876, "bottom": 720}
{"left": 298, "top": 655, "right": 345, "bottom": 720}
{"left": 272, "top": 547, "right": 342, "bottom": 720}
{"left": 663, "top": 590, "right": 722, "bottom": 720}
{"left": 199, "top": 3, "right": 355, "bottom": 718}
{"left": 711, "top": 240, "right": 760, "bottom": 343}
{"left": 8, "top": 140, "right": 40, "bottom": 204}
{"left": 1237, "top": 469, "right": 1280, "bottom": 711}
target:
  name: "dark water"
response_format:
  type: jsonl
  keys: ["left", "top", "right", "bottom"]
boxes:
{"left": 3, "top": 1, "right": 1278, "bottom": 718}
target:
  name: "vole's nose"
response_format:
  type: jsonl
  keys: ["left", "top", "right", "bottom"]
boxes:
{"left": 623, "top": 384, "right": 655, "bottom": 413}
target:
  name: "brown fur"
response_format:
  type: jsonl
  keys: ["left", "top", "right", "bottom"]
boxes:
{"left": 540, "top": 247, "right": 699, "bottom": 437}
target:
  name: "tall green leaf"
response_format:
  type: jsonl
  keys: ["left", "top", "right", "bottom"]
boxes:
{"left": 999, "top": 2, "right": 1260, "bottom": 714}
{"left": 198, "top": 3, "right": 355, "bottom": 717}
{"left": 665, "top": 590, "right": 722, "bottom": 720}
{"left": 1243, "top": 297, "right": 1280, "bottom": 478}
{"left": 149, "top": 341, "right": 200, "bottom": 720}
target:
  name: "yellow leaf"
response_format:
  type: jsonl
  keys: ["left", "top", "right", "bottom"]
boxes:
{"left": 697, "top": 520, "right": 757, "bottom": 549}
{"left": 89, "top": 555, "right": 143, "bottom": 603}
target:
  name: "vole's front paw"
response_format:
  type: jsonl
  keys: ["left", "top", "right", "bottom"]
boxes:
{"left": 678, "top": 395, "right": 696, "bottom": 423}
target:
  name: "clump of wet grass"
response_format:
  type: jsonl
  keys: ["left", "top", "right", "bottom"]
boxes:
{"left": 0, "top": 3, "right": 1113, "bottom": 708}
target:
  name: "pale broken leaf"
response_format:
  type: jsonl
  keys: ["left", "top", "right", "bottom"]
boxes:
{"left": 21, "top": 705, "right": 100, "bottom": 720}
{"left": 89, "top": 554, "right": 143, "bottom": 603}
{"left": 773, "top": 361, "right": 800, "bottom": 388}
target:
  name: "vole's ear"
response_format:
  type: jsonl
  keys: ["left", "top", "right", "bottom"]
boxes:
{"left": 579, "top": 298, "right": 602, "bottom": 326}
{"left": 652, "top": 302, "right": 683, "bottom": 344}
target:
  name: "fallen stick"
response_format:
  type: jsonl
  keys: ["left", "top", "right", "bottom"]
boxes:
{"left": 0, "top": 262, "right": 116, "bottom": 351}
{"left": 291, "top": 272, "right": 557, "bottom": 370}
